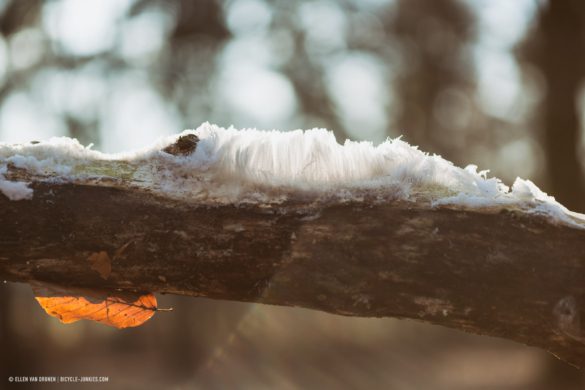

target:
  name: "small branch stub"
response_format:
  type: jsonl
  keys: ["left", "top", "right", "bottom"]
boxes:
{"left": 162, "top": 134, "right": 199, "bottom": 156}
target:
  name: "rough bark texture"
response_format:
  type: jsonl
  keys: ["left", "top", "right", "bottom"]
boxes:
{"left": 1, "top": 180, "right": 585, "bottom": 368}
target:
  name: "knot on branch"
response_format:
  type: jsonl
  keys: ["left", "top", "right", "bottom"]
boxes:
{"left": 163, "top": 134, "right": 199, "bottom": 156}
{"left": 554, "top": 295, "right": 585, "bottom": 342}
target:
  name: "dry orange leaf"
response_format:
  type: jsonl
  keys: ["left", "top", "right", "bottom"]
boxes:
{"left": 87, "top": 251, "right": 111, "bottom": 280}
{"left": 31, "top": 281, "right": 157, "bottom": 329}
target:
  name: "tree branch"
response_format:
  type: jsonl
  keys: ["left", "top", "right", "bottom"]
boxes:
{"left": 1, "top": 135, "right": 585, "bottom": 368}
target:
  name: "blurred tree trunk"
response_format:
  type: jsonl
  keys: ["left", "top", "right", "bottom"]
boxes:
{"left": 387, "top": 0, "right": 475, "bottom": 161}
{"left": 530, "top": 0, "right": 585, "bottom": 212}
{"left": 518, "top": 0, "right": 585, "bottom": 384}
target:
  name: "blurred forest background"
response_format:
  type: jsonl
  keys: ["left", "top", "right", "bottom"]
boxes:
{"left": 1, "top": 0, "right": 585, "bottom": 388}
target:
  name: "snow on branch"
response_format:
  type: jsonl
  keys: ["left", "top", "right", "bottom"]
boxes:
{"left": 1, "top": 124, "right": 585, "bottom": 367}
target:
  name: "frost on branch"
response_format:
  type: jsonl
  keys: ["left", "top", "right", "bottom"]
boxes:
{"left": 0, "top": 122, "right": 583, "bottom": 228}
{"left": 0, "top": 164, "right": 32, "bottom": 200}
